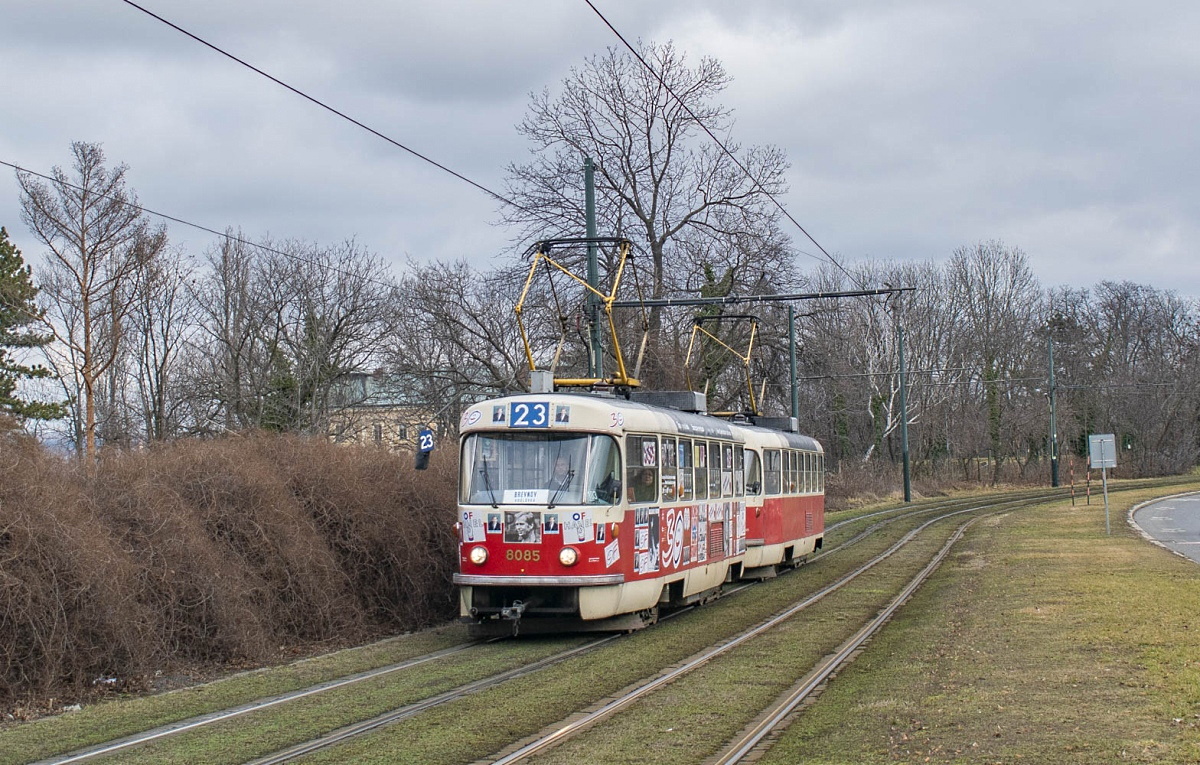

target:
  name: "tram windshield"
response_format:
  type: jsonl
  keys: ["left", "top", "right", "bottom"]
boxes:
{"left": 461, "top": 432, "right": 622, "bottom": 506}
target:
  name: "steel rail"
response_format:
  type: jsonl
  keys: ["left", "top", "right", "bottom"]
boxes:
{"left": 246, "top": 634, "right": 623, "bottom": 765}
{"left": 232, "top": 496, "right": 1020, "bottom": 762}
{"left": 713, "top": 513, "right": 988, "bottom": 764}
{"left": 27, "top": 480, "right": 1183, "bottom": 765}
{"left": 243, "top": 593, "right": 725, "bottom": 764}
{"left": 486, "top": 501, "right": 1000, "bottom": 764}
{"left": 33, "top": 642, "right": 486, "bottom": 765}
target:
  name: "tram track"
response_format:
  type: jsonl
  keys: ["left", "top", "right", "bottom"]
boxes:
{"left": 709, "top": 513, "right": 986, "bottom": 765}
{"left": 479, "top": 498, "right": 1019, "bottom": 765}
{"left": 20, "top": 482, "right": 1173, "bottom": 765}
{"left": 234, "top": 493, "right": 1050, "bottom": 764}
{"left": 26, "top": 492, "right": 987, "bottom": 764}
{"left": 31, "top": 642, "right": 494, "bottom": 765}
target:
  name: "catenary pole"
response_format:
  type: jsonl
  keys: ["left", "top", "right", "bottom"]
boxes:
{"left": 584, "top": 157, "right": 602, "bottom": 378}
{"left": 898, "top": 323, "right": 911, "bottom": 502}
{"left": 789, "top": 305, "right": 799, "bottom": 419}
{"left": 1048, "top": 333, "right": 1060, "bottom": 487}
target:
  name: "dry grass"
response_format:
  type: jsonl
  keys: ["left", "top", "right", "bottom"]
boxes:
{"left": 766, "top": 484, "right": 1200, "bottom": 763}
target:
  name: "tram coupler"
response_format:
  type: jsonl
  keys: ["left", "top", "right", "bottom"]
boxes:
{"left": 500, "top": 600, "right": 527, "bottom": 621}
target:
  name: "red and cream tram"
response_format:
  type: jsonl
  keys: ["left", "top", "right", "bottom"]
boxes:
{"left": 454, "top": 392, "right": 824, "bottom": 635}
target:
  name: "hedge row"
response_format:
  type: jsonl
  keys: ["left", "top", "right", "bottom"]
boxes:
{"left": 0, "top": 432, "right": 458, "bottom": 706}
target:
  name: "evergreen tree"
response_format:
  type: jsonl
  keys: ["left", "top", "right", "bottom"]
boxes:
{"left": 0, "top": 226, "right": 64, "bottom": 421}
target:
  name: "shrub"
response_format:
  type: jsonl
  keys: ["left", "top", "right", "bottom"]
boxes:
{"left": 0, "top": 432, "right": 458, "bottom": 707}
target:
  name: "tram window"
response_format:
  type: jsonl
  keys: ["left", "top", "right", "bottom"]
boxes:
{"left": 461, "top": 432, "right": 589, "bottom": 504}
{"left": 708, "top": 442, "right": 722, "bottom": 497}
{"left": 694, "top": 441, "right": 708, "bottom": 500}
{"left": 733, "top": 445, "right": 744, "bottom": 496}
{"left": 660, "top": 436, "right": 677, "bottom": 501}
{"left": 802, "top": 451, "right": 810, "bottom": 493}
{"left": 817, "top": 453, "right": 824, "bottom": 492}
{"left": 744, "top": 449, "right": 762, "bottom": 495}
{"left": 586, "top": 434, "right": 622, "bottom": 505}
{"left": 764, "top": 449, "right": 782, "bottom": 495}
{"left": 678, "top": 438, "right": 694, "bottom": 501}
{"left": 787, "top": 450, "right": 799, "bottom": 493}
{"left": 626, "top": 434, "right": 659, "bottom": 504}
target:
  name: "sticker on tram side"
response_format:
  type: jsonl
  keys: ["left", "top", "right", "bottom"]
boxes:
{"left": 505, "top": 510, "right": 542, "bottom": 544}
{"left": 642, "top": 440, "right": 657, "bottom": 467}
{"left": 554, "top": 405, "right": 571, "bottom": 424}
{"left": 543, "top": 513, "right": 560, "bottom": 534}
{"left": 461, "top": 510, "right": 485, "bottom": 542}
{"left": 491, "top": 405, "right": 506, "bottom": 423}
{"left": 486, "top": 513, "right": 502, "bottom": 534}
{"left": 680, "top": 507, "right": 691, "bottom": 566}
{"left": 736, "top": 501, "right": 747, "bottom": 554}
{"left": 690, "top": 511, "right": 700, "bottom": 564}
{"left": 723, "top": 502, "right": 733, "bottom": 557}
{"left": 595, "top": 523, "right": 605, "bottom": 544}
{"left": 564, "top": 510, "right": 594, "bottom": 544}
{"left": 605, "top": 539, "right": 620, "bottom": 568}
{"left": 662, "top": 508, "right": 685, "bottom": 569}
{"left": 647, "top": 508, "right": 661, "bottom": 572}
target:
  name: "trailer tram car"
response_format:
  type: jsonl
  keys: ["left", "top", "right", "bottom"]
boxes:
{"left": 454, "top": 392, "right": 824, "bottom": 636}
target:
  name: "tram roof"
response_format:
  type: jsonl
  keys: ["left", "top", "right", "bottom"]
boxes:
{"left": 461, "top": 392, "right": 822, "bottom": 453}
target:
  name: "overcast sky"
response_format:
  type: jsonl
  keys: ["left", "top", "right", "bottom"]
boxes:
{"left": 3, "top": 1, "right": 1198, "bottom": 300}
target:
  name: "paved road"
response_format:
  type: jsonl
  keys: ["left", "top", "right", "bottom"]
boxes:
{"left": 1131, "top": 492, "right": 1200, "bottom": 564}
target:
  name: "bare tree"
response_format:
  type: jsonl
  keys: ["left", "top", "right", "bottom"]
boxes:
{"left": 187, "top": 234, "right": 396, "bottom": 434}
{"left": 189, "top": 232, "right": 264, "bottom": 432}
{"left": 1054, "top": 281, "right": 1200, "bottom": 474}
{"left": 389, "top": 260, "right": 527, "bottom": 395}
{"left": 503, "top": 41, "right": 793, "bottom": 386}
{"left": 266, "top": 239, "right": 397, "bottom": 432}
{"left": 18, "top": 142, "right": 166, "bottom": 461}
{"left": 946, "top": 241, "right": 1041, "bottom": 483}
{"left": 130, "top": 246, "right": 197, "bottom": 441}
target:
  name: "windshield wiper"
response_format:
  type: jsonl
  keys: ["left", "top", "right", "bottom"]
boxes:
{"left": 479, "top": 460, "right": 499, "bottom": 508}
{"left": 548, "top": 453, "right": 574, "bottom": 509}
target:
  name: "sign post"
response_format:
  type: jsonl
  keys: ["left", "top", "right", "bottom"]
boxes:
{"left": 1088, "top": 434, "right": 1116, "bottom": 535}
{"left": 415, "top": 428, "right": 435, "bottom": 470}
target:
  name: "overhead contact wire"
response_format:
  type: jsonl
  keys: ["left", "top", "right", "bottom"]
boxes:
{"left": 583, "top": 0, "right": 866, "bottom": 290}
{"left": 118, "top": 0, "right": 536, "bottom": 219}
{"left": 2, "top": 158, "right": 395, "bottom": 290}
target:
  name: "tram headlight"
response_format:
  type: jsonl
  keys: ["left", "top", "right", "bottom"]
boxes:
{"left": 468, "top": 545, "right": 488, "bottom": 565}
{"left": 559, "top": 546, "right": 580, "bottom": 567}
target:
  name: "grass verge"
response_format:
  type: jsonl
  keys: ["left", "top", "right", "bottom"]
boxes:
{"left": 767, "top": 482, "right": 1200, "bottom": 764}
{"left": 0, "top": 626, "right": 470, "bottom": 764}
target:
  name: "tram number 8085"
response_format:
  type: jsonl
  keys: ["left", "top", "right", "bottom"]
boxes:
{"left": 506, "top": 549, "right": 541, "bottom": 562}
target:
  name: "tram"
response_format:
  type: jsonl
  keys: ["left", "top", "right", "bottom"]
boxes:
{"left": 453, "top": 391, "right": 824, "bottom": 635}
